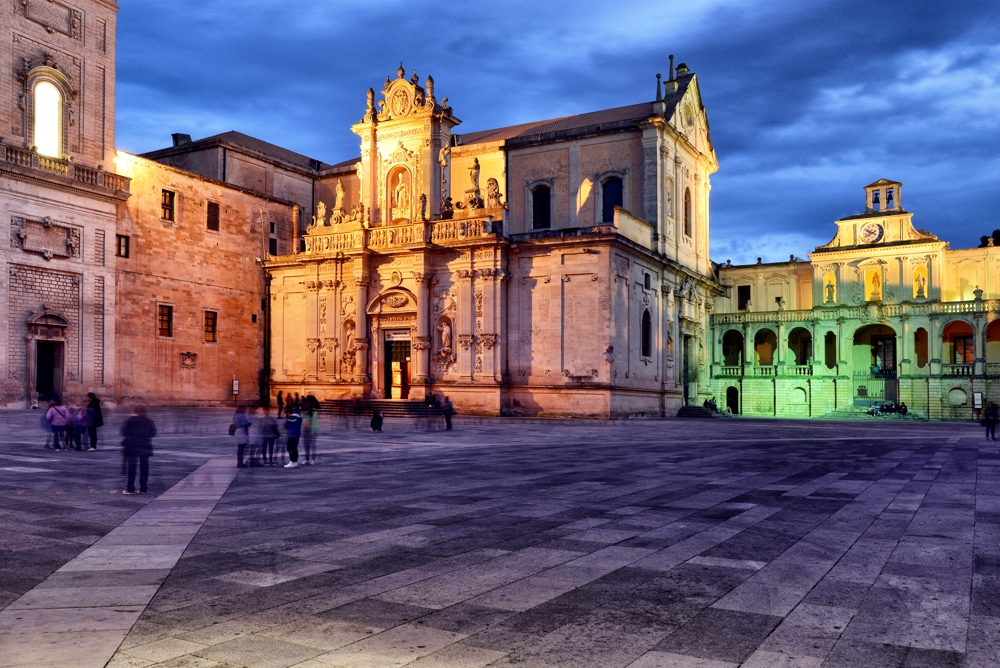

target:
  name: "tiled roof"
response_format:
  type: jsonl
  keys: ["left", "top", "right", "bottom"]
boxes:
{"left": 143, "top": 131, "right": 330, "bottom": 172}
{"left": 456, "top": 74, "right": 692, "bottom": 146}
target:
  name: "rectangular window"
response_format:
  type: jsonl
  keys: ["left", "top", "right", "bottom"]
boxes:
{"left": 268, "top": 237, "right": 278, "bottom": 255}
{"left": 204, "top": 310, "right": 217, "bottom": 342}
{"left": 737, "top": 285, "right": 751, "bottom": 310}
{"left": 157, "top": 304, "right": 173, "bottom": 338}
{"left": 161, "top": 190, "right": 175, "bottom": 221}
{"left": 954, "top": 337, "right": 974, "bottom": 364}
{"left": 206, "top": 202, "right": 220, "bottom": 231}
{"left": 115, "top": 234, "right": 130, "bottom": 258}
{"left": 269, "top": 221, "right": 276, "bottom": 235}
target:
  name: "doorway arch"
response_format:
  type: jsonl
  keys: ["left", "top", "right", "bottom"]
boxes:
{"left": 726, "top": 386, "right": 739, "bottom": 414}
{"left": 26, "top": 310, "right": 70, "bottom": 406}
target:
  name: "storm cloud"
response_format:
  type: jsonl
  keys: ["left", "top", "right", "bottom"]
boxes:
{"left": 116, "top": 0, "right": 1000, "bottom": 263}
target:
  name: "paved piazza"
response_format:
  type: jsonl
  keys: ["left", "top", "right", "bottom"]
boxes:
{"left": 1, "top": 411, "right": 999, "bottom": 668}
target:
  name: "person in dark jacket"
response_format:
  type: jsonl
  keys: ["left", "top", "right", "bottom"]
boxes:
{"left": 442, "top": 397, "right": 455, "bottom": 431}
{"left": 985, "top": 402, "right": 999, "bottom": 441}
{"left": 121, "top": 406, "right": 156, "bottom": 494}
{"left": 276, "top": 390, "right": 284, "bottom": 418}
{"left": 284, "top": 412, "right": 302, "bottom": 468}
{"left": 86, "top": 392, "right": 104, "bottom": 451}
{"left": 232, "top": 407, "right": 250, "bottom": 468}
{"left": 259, "top": 408, "right": 280, "bottom": 465}
{"left": 370, "top": 410, "right": 384, "bottom": 433}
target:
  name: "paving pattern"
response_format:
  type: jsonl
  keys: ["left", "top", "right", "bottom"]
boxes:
{"left": 1, "top": 410, "right": 999, "bottom": 667}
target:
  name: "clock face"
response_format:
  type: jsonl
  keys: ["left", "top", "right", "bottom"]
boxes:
{"left": 861, "top": 223, "right": 884, "bottom": 244}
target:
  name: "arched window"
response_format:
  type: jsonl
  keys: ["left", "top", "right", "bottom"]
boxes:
{"left": 34, "top": 81, "right": 62, "bottom": 158}
{"left": 683, "top": 187, "right": 692, "bottom": 237}
{"left": 641, "top": 310, "right": 652, "bottom": 358}
{"left": 531, "top": 185, "right": 551, "bottom": 229}
{"left": 601, "top": 176, "right": 623, "bottom": 223}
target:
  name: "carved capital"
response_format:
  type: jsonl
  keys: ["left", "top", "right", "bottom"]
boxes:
{"left": 305, "top": 338, "right": 321, "bottom": 353}
{"left": 411, "top": 271, "right": 432, "bottom": 285}
{"left": 454, "top": 269, "right": 474, "bottom": 284}
{"left": 457, "top": 334, "right": 474, "bottom": 350}
{"left": 480, "top": 333, "right": 497, "bottom": 350}
{"left": 353, "top": 276, "right": 370, "bottom": 289}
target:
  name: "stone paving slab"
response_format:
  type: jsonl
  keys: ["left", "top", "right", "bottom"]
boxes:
{"left": 1, "top": 410, "right": 999, "bottom": 666}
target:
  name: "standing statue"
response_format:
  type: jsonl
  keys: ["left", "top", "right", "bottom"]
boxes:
{"left": 469, "top": 157, "right": 480, "bottom": 190}
{"left": 915, "top": 274, "right": 926, "bottom": 298}
{"left": 870, "top": 272, "right": 881, "bottom": 300}
{"left": 334, "top": 179, "right": 345, "bottom": 212}
{"left": 825, "top": 282, "right": 835, "bottom": 303}
{"left": 393, "top": 172, "right": 409, "bottom": 215}
{"left": 438, "top": 320, "right": 452, "bottom": 351}
{"left": 313, "top": 201, "right": 327, "bottom": 228}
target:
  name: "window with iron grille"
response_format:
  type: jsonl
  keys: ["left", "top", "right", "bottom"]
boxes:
{"left": 157, "top": 304, "right": 173, "bottom": 338}
{"left": 206, "top": 202, "right": 220, "bottom": 231}
{"left": 115, "top": 234, "right": 130, "bottom": 258}
{"left": 204, "top": 310, "right": 217, "bottom": 342}
{"left": 161, "top": 190, "right": 175, "bottom": 221}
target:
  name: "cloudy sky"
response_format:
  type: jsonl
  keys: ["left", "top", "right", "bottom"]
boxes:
{"left": 116, "top": 0, "right": 1000, "bottom": 264}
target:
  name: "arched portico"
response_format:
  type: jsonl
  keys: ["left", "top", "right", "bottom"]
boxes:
{"left": 852, "top": 323, "right": 898, "bottom": 405}
{"left": 366, "top": 288, "right": 421, "bottom": 399}
{"left": 721, "top": 329, "right": 744, "bottom": 366}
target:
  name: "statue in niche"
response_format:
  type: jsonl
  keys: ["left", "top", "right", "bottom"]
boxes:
{"left": 334, "top": 179, "right": 345, "bottom": 212}
{"left": 438, "top": 320, "right": 452, "bottom": 351}
{"left": 344, "top": 322, "right": 355, "bottom": 352}
{"left": 419, "top": 193, "right": 427, "bottom": 221}
{"left": 392, "top": 171, "right": 409, "bottom": 220}
{"left": 870, "top": 272, "right": 881, "bottom": 301}
{"left": 915, "top": 274, "right": 926, "bottom": 298}
{"left": 356, "top": 161, "right": 364, "bottom": 195}
{"left": 313, "top": 201, "right": 327, "bottom": 228}
{"left": 825, "top": 282, "right": 835, "bottom": 303}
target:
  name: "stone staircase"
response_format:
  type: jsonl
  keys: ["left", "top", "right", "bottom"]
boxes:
{"left": 319, "top": 399, "right": 444, "bottom": 419}
{"left": 676, "top": 406, "right": 717, "bottom": 419}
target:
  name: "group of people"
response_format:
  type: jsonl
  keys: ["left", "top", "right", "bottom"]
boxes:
{"left": 866, "top": 400, "right": 908, "bottom": 417}
{"left": 231, "top": 401, "right": 318, "bottom": 469}
{"left": 42, "top": 393, "right": 104, "bottom": 451}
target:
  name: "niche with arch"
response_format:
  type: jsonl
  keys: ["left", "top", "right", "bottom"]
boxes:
{"left": 640, "top": 309, "right": 652, "bottom": 358}
{"left": 341, "top": 320, "right": 357, "bottom": 374}
{"left": 913, "top": 266, "right": 928, "bottom": 299}
{"left": 914, "top": 327, "right": 929, "bottom": 368}
{"left": 387, "top": 166, "right": 412, "bottom": 223}
{"left": 823, "top": 272, "right": 837, "bottom": 304}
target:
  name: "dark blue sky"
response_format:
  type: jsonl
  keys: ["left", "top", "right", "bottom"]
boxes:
{"left": 116, "top": 0, "right": 1000, "bottom": 264}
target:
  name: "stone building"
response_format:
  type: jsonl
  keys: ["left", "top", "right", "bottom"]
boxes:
{"left": 112, "top": 153, "right": 296, "bottom": 406}
{"left": 0, "top": 0, "right": 129, "bottom": 407}
{"left": 264, "top": 63, "right": 719, "bottom": 417}
{"left": 711, "top": 179, "right": 1000, "bottom": 420}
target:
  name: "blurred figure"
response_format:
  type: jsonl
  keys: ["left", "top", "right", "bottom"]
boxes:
{"left": 231, "top": 406, "right": 250, "bottom": 468}
{"left": 284, "top": 393, "right": 294, "bottom": 419}
{"left": 293, "top": 392, "right": 301, "bottom": 413}
{"left": 276, "top": 390, "right": 284, "bottom": 418}
{"left": 370, "top": 410, "right": 384, "bottom": 433}
{"left": 443, "top": 396, "right": 455, "bottom": 431}
{"left": 284, "top": 411, "right": 302, "bottom": 468}
{"left": 248, "top": 407, "right": 264, "bottom": 466}
{"left": 45, "top": 397, "right": 71, "bottom": 451}
{"left": 41, "top": 402, "right": 55, "bottom": 449}
{"left": 259, "top": 407, "right": 279, "bottom": 465}
{"left": 121, "top": 406, "right": 156, "bottom": 495}
{"left": 352, "top": 398, "right": 363, "bottom": 430}
{"left": 985, "top": 402, "right": 998, "bottom": 441}
{"left": 86, "top": 392, "right": 104, "bottom": 450}
{"left": 302, "top": 397, "right": 318, "bottom": 465}
{"left": 75, "top": 402, "right": 95, "bottom": 451}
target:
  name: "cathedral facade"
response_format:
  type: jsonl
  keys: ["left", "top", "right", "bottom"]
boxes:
{"left": 263, "top": 65, "right": 719, "bottom": 417}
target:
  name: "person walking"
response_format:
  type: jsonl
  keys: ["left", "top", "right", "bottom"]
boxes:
{"left": 370, "top": 410, "right": 384, "bottom": 433}
{"left": 121, "top": 406, "right": 156, "bottom": 495}
{"left": 443, "top": 396, "right": 455, "bottom": 431}
{"left": 276, "top": 390, "right": 284, "bottom": 418}
{"left": 985, "top": 402, "right": 999, "bottom": 441}
{"left": 284, "top": 411, "right": 302, "bottom": 468}
{"left": 231, "top": 406, "right": 251, "bottom": 468}
{"left": 248, "top": 407, "right": 264, "bottom": 466}
{"left": 41, "top": 404, "right": 55, "bottom": 450}
{"left": 86, "top": 392, "right": 104, "bottom": 450}
{"left": 75, "top": 403, "right": 95, "bottom": 451}
{"left": 260, "top": 408, "right": 279, "bottom": 465}
{"left": 45, "top": 398, "right": 71, "bottom": 451}
{"left": 301, "top": 399, "right": 318, "bottom": 465}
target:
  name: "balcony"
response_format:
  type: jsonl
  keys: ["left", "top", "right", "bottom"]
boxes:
{"left": 941, "top": 364, "right": 974, "bottom": 377}
{"left": 1, "top": 144, "right": 130, "bottom": 199}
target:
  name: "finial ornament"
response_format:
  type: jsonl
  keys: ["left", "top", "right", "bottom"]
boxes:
{"left": 411, "top": 70, "right": 419, "bottom": 84}
{"left": 426, "top": 75, "right": 435, "bottom": 102}
{"left": 397, "top": 62, "right": 405, "bottom": 79}
{"left": 669, "top": 54, "right": 675, "bottom": 82}
{"left": 656, "top": 73, "right": 662, "bottom": 102}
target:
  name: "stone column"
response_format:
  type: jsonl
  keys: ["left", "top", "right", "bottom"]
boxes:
{"left": 412, "top": 271, "right": 432, "bottom": 385}
{"left": 304, "top": 281, "right": 321, "bottom": 380}
{"left": 353, "top": 276, "right": 369, "bottom": 383}
{"left": 975, "top": 315, "right": 986, "bottom": 376}
{"left": 479, "top": 268, "right": 502, "bottom": 382}
{"left": 455, "top": 269, "right": 474, "bottom": 379}
{"left": 898, "top": 315, "right": 910, "bottom": 378}
{"left": 929, "top": 317, "right": 942, "bottom": 375}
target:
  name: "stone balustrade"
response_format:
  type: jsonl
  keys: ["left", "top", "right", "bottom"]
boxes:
{"left": 2, "top": 144, "right": 131, "bottom": 194}
{"left": 301, "top": 216, "right": 501, "bottom": 256}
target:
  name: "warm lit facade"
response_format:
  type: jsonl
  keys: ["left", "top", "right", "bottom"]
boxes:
{"left": 264, "top": 65, "right": 720, "bottom": 416}
{"left": 711, "top": 179, "right": 1000, "bottom": 420}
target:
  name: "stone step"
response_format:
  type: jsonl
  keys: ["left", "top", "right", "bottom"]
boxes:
{"left": 676, "top": 406, "right": 716, "bottom": 418}
{"left": 319, "top": 399, "right": 444, "bottom": 419}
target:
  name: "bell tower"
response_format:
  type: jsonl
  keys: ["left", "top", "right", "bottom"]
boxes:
{"left": 352, "top": 63, "right": 461, "bottom": 226}
{"left": 864, "top": 179, "right": 903, "bottom": 213}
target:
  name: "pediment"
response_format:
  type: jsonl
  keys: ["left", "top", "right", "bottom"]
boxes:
{"left": 366, "top": 288, "right": 418, "bottom": 315}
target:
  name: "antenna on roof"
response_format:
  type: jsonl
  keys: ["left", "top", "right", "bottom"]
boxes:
{"left": 655, "top": 73, "right": 662, "bottom": 102}
{"left": 669, "top": 55, "right": 675, "bottom": 82}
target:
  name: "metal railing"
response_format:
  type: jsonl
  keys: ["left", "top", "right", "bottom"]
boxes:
{"left": 853, "top": 371, "right": 898, "bottom": 406}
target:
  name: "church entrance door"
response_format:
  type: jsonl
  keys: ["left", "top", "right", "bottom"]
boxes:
{"left": 384, "top": 333, "right": 411, "bottom": 399}
{"left": 726, "top": 386, "right": 739, "bottom": 415}
{"left": 36, "top": 340, "right": 63, "bottom": 401}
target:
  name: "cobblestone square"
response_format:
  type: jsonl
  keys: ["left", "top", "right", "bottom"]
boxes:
{"left": 1, "top": 411, "right": 997, "bottom": 667}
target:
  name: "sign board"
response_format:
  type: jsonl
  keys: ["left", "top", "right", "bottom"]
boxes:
{"left": 232, "top": 379, "right": 240, "bottom": 396}
{"left": 384, "top": 329, "right": 411, "bottom": 341}
{"left": 974, "top": 392, "right": 983, "bottom": 409}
